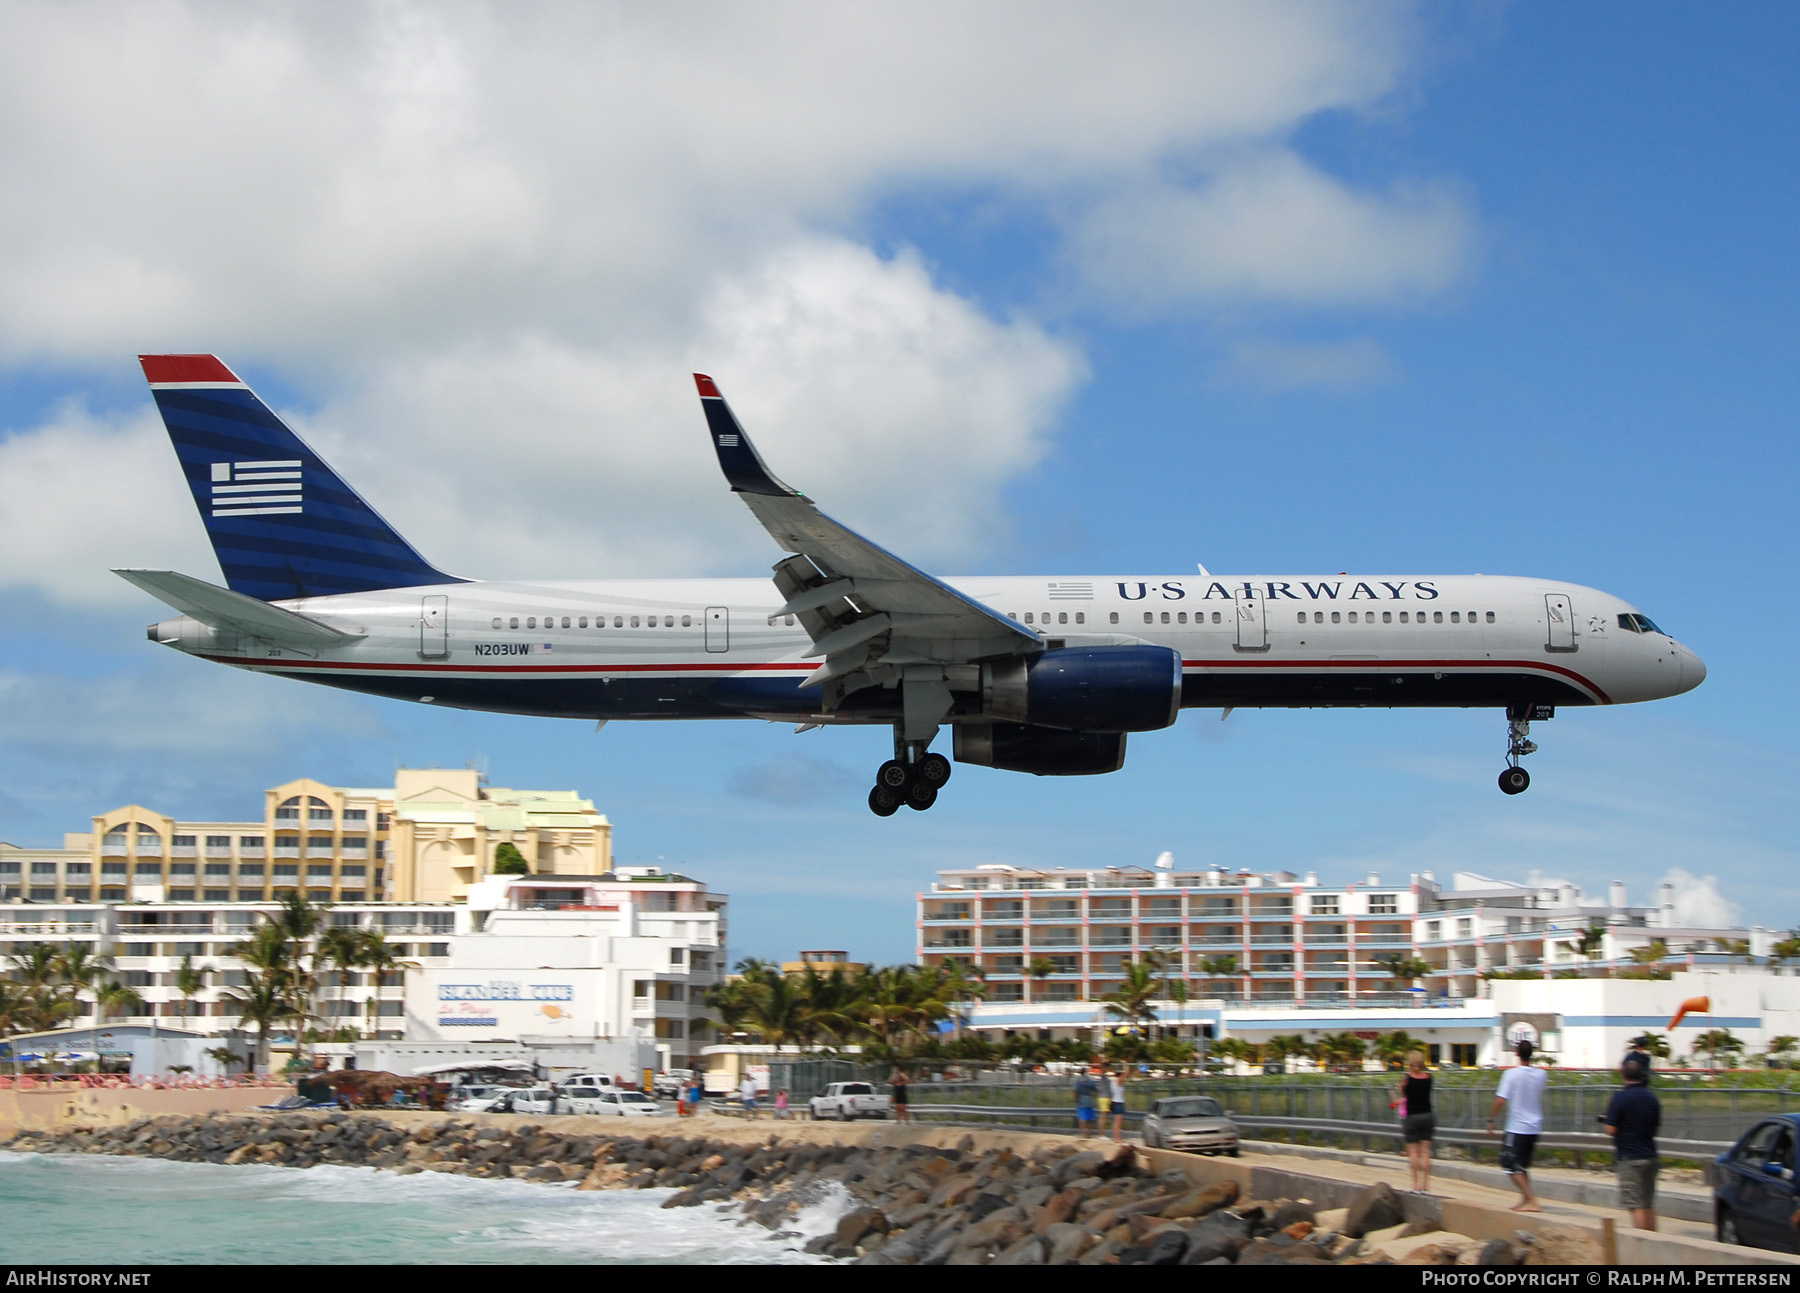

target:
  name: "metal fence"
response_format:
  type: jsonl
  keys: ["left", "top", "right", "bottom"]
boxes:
{"left": 892, "top": 1078, "right": 1790, "bottom": 1151}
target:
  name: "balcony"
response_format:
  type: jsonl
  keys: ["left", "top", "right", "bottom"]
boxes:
{"left": 1248, "top": 934, "right": 1292, "bottom": 946}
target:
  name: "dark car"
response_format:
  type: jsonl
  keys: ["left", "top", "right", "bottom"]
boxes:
{"left": 1714, "top": 1114, "right": 1800, "bottom": 1251}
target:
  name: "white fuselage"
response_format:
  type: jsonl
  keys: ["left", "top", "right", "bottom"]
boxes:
{"left": 149, "top": 572, "right": 1705, "bottom": 722}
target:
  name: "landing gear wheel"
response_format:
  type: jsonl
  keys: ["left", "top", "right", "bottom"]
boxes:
{"left": 876, "top": 759, "right": 914, "bottom": 791}
{"left": 906, "top": 782, "right": 938, "bottom": 811}
{"left": 917, "top": 752, "right": 952, "bottom": 787}
{"left": 868, "top": 785, "right": 902, "bottom": 816}
{"left": 1498, "top": 766, "right": 1530, "bottom": 795}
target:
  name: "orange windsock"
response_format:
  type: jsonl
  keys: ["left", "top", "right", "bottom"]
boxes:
{"left": 1668, "top": 996, "right": 1710, "bottom": 1030}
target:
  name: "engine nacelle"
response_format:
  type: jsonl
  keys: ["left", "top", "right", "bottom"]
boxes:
{"left": 981, "top": 645, "right": 1182, "bottom": 733}
{"left": 954, "top": 722, "right": 1127, "bottom": 776}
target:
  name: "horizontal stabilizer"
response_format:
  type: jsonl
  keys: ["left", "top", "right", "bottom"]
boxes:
{"left": 113, "top": 569, "right": 355, "bottom": 646}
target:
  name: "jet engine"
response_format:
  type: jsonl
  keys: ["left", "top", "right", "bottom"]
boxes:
{"left": 980, "top": 645, "right": 1182, "bottom": 733}
{"left": 953, "top": 722, "right": 1127, "bottom": 776}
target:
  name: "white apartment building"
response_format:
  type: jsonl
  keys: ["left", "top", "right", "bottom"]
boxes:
{"left": 0, "top": 899, "right": 456, "bottom": 1038}
{"left": 404, "top": 868, "right": 728, "bottom": 1069}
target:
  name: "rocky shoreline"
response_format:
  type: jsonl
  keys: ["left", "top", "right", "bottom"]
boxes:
{"left": 2, "top": 1113, "right": 1579, "bottom": 1265}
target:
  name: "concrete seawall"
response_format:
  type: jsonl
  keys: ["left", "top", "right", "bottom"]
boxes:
{"left": 0, "top": 1085, "right": 280, "bottom": 1136}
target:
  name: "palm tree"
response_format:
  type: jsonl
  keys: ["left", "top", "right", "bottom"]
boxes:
{"left": 173, "top": 955, "right": 208, "bottom": 1024}
{"left": 271, "top": 892, "right": 327, "bottom": 1049}
{"left": 1264, "top": 1033, "right": 1308, "bottom": 1070}
{"left": 1692, "top": 1028, "right": 1745, "bottom": 1072}
{"left": 357, "top": 930, "right": 416, "bottom": 1040}
{"left": 1027, "top": 956, "right": 1056, "bottom": 1004}
{"left": 1628, "top": 1031, "right": 1671, "bottom": 1060}
{"left": 1765, "top": 1036, "right": 1799, "bottom": 1068}
{"left": 1374, "top": 954, "right": 1433, "bottom": 994}
{"left": 91, "top": 978, "right": 143, "bottom": 1032}
{"left": 935, "top": 959, "right": 987, "bottom": 1039}
{"left": 1198, "top": 954, "right": 1241, "bottom": 1001}
{"left": 1575, "top": 923, "right": 1609, "bottom": 976}
{"left": 1376, "top": 1030, "right": 1420, "bottom": 1069}
{"left": 1100, "top": 959, "right": 1161, "bottom": 1040}
{"left": 1209, "top": 1036, "right": 1252, "bottom": 1074}
{"left": 1628, "top": 940, "right": 1669, "bottom": 966}
{"left": 221, "top": 975, "right": 301, "bottom": 1074}
{"left": 317, "top": 924, "right": 365, "bottom": 1037}
{"left": 1772, "top": 931, "right": 1800, "bottom": 964}
{"left": 1316, "top": 1032, "right": 1367, "bottom": 1073}
{"left": 55, "top": 944, "right": 111, "bottom": 1023}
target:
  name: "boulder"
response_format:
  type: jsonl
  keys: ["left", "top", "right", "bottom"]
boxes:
{"left": 1162, "top": 1180, "right": 1239, "bottom": 1219}
{"left": 1476, "top": 1238, "right": 1521, "bottom": 1266}
{"left": 836, "top": 1206, "right": 889, "bottom": 1249}
{"left": 1052, "top": 1151, "right": 1107, "bottom": 1188}
{"left": 1033, "top": 1187, "right": 1084, "bottom": 1232}
{"left": 1521, "top": 1226, "right": 1605, "bottom": 1266}
{"left": 1044, "top": 1222, "right": 1096, "bottom": 1266}
{"left": 1343, "top": 1181, "right": 1403, "bottom": 1238}
{"left": 992, "top": 1234, "right": 1050, "bottom": 1266}
{"left": 1142, "top": 1226, "right": 1189, "bottom": 1266}
{"left": 1270, "top": 1201, "right": 1317, "bottom": 1231}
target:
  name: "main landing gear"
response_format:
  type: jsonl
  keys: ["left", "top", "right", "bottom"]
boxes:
{"left": 1499, "top": 703, "right": 1542, "bottom": 795}
{"left": 868, "top": 742, "right": 952, "bottom": 816}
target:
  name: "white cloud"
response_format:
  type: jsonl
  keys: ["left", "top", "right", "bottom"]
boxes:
{"left": 1657, "top": 867, "right": 1743, "bottom": 929}
{"left": 1222, "top": 336, "right": 1397, "bottom": 391}
{"left": 1069, "top": 152, "right": 1474, "bottom": 311}
{"left": 0, "top": 2, "right": 1474, "bottom": 603}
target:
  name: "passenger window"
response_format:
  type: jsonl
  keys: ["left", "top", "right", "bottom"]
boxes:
{"left": 562, "top": 617, "right": 571, "bottom": 629}
{"left": 1331, "top": 611, "right": 1340, "bottom": 624}
{"left": 1008, "top": 612, "right": 1017, "bottom": 620}
{"left": 1314, "top": 611, "right": 1323, "bottom": 624}
{"left": 1144, "top": 612, "right": 1154, "bottom": 624}
{"left": 1023, "top": 612, "right": 1034, "bottom": 624}
{"left": 630, "top": 616, "right": 640, "bottom": 628}
{"left": 491, "top": 618, "right": 502, "bottom": 630}
{"left": 613, "top": 615, "right": 624, "bottom": 628}
{"left": 1212, "top": 611, "right": 1222, "bottom": 624}
{"left": 785, "top": 614, "right": 795, "bottom": 626}
{"left": 682, "top": 615, "right": 692, "bottom": 627}
{"left": 1348, "top": 612, "right": 1358, "bottom": 623}
{"left": 1297, "top": 612, "right": 1306, "bottom": 624}
{"left": 509, "top": 617, "right": 519, "bottom": 629}
{"left": 1486, "top": 611, "right": 1495, "bottom": 624}
{"left": 1160, "top": 611, "right": 1170, "bottom": 624}
{"left": 1383, "top": 611, "right": 1392, "bottom": 623}
{"left": 527, "top": 617, "right": 537, "bottom": 629}
{"left": 1176, "top": 612, "right": 1186, "bottom": 624}
{"left": 1433, "top": 611, "right": 1443, "bottom": 624}
{"left": 1109, "top": 612, "right": 1119, "bottom": 625}
{"left": 578, "top": 616, "right": 588, "bottom": 628}
{"left": 1450, "top": 611, "right": 1460, "bottom": 623}
{"left": 1075, "top": 612, "right": 1085, "bottom": 625}
{"left": 1399, "top": 612, "right": 1409, "bottom": 623}
{"left": 1058, "top": 612, "right": 1068, "bottom": 625}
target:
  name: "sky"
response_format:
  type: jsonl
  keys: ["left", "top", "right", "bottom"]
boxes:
{"left": 0, "top": 2, "right": 1795, "bottom": 964}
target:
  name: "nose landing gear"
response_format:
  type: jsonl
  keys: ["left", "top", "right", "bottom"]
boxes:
{"left": 1499, "top": 703, "right": 1542, "bottom": 795}
{"left": 867, "top": 734, "right": 952, "bottom": 815}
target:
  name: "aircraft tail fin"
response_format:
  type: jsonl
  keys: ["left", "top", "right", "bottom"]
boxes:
{"left": 138, "top": 355, "right": 463, "bottom": 601}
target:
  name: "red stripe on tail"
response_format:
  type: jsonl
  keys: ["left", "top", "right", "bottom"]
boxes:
{"left": 139, "top": 354, "right": 241, "bottom": 384}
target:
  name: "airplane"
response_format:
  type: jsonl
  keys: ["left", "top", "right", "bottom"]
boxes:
{"left": 123, "top": 354, "right": 1706, "bottom": 816}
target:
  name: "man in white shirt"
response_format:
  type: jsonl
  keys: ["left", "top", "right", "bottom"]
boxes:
{"left": 738, "top": 1073, "right": 760, "bottom": 1119}
{"left": 1486, "top": 1039, "right": 1549, "bottom": 1212}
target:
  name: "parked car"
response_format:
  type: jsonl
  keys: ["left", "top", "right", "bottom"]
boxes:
{"left": 1140, "top": 1095, "right": 1239, "bottom": 1155}
{"left": 448, "top": 1083, "right": 510, "bottom": 1113}
{"left": 1714, "top": 1115, "right": 1800, "bottom": 1251}
{"left": 810, "top": 1081, "right": 893, "bottom": 1121}
{"left": 586, "top": 1090, "right": 662, "bottom": 1118}
{"left": 509, "top": 1086, "right": 562, "bottom": 1115}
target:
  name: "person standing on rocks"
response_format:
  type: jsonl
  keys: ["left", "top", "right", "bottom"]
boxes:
{"left": 1394, "top": 1048, "right": 1436, "bottom": 1194}
{"left": 1485, "top": 1039, "right": 1549, "bottom": 1212}
{"left": 1604, "top": 1059, "right": 1661, "bottom": 1231}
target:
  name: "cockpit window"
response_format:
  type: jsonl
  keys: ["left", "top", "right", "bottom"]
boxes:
{"left": 1617, "top": 613, "right": 1665, "bottom": 635}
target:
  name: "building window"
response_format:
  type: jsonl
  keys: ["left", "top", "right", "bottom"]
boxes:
{"left": 134, "top": 862, "right": 161, "bottom": 878}
{"left": 1368, "top": 894, "right": 1399, "bottom": 914}
{"left": 343, "top": 809, "right": 367, "bottom": 823}
{"left": 1311, "top": 895, "right": 1340, "bottom": 916}
{"left": 239, "top": 836, "right": 264, "bottom": 852}
{"left": 30, "top": 862, "right": 57, "bottom": 876}
{"left": 1426, "top": 920, "right": 1441, "bottom": 941}
{"left": 168, "top": 889, "right": 195, "bottom": 902}
{"left": 171, "top": 835, "right": 195, "bottom": 847}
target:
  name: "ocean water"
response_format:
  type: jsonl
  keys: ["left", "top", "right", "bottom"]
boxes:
{"left": 0, "top": 1151, "right": 845, "bottom": 1264}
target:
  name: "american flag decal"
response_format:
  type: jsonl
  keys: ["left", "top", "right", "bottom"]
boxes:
{"left": 716, "top": 434, "right": 740, "bottom": 447}
{"left": 210, "top": 459, "right": 302, "bottom": 517}
{"left": 1047, "top": 581, "right": 1094, "bottom": 600}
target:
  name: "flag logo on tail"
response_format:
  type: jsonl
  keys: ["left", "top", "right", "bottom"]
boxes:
{"left": 211, "top": 460, "right": 302, "bottom": 517}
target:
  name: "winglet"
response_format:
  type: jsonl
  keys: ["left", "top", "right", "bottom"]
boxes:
{"left": 694, "top": 373, "right": 799, "bottom": 498}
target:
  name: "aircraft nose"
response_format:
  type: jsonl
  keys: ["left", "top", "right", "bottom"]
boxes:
{"left": 1679, "top": 644, "right": 1707, "bottom": 694}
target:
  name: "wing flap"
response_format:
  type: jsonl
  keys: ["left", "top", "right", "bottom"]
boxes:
{"left": 114, "top": 569, "right": 356, "bottom": 646}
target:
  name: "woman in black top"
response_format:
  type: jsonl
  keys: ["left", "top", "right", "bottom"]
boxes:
{"left": 1395, "top": 1049, "right": 1436, "bottom": 1194}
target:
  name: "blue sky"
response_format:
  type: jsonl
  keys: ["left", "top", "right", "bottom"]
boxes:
{"left": 0, "top": 3, "right": 1794, "bottom": 963}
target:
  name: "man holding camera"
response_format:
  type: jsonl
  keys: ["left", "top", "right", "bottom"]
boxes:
{"left": 1604, "top": 1059, "right": 1661, "bottom": 1231}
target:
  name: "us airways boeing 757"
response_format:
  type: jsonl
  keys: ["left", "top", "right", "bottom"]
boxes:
{"left": 123, "top": 355, "right": 1704, "bottom": 815}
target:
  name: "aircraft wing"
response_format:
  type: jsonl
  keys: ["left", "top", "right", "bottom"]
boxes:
{"left": 114, "top": 568, "right": 357, "bottom": 646}
{"left": 694, "top": 374, "right": 1040, "bottom": 694}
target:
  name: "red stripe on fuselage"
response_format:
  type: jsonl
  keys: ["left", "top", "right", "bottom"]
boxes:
{"left": 1179, "top": 657, "right": 1610, "bottom": 703}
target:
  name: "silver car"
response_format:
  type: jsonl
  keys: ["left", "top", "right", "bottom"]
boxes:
{"left": 1140, "top": 1095, "right": 1240, "bottom": 1155}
